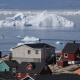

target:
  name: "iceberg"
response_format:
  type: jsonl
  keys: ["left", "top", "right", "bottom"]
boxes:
{"left": 21, "top": 36, "right": 39, "bottom": 42}
{"left": 0, "top": 11, "right": 74, "bottom": 28}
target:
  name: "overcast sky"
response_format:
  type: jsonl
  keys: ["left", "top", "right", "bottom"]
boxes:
{"left": 0, "top": 0, "right": 80, "bottom": 10}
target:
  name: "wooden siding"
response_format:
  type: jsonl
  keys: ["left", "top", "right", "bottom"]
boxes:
{"left": 12, "top": 45, "right": 42, "bottom": 59}
{"left": 16, "top": 73, "right": 26, "bottom": 80}
{"left": 57, "top": 60, "right": 68, "bottom": 67}
{"left": 62, "top": 53, "right": 75, "bottom": 61}
{"left": 62, "top": 48, "right": 80, "bottom": 62}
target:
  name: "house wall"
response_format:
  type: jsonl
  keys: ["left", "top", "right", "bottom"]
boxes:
{"left": 0, "top": 62, "right": 9, "bottom": 71}
{"left": 62, "top": 53, "right": 75, "bottom": 61}
{"left": 73, "top": 68, "right": 80, "bottom": 75}
{"left": 75, "top": 49, "right": 80, "bottom": 61}
{"left": 57, "top": 60, "right": 68, "bottom": 67}
{"left": 16, "top": 73, "right": 39, "bottom": 80}
{"left": 12, "top": 45, "right": 41, "bottom": 59}
{"left": 41, "top": 48, "right": 55, "bottom": 58}
{"left": 57, "top": 61, "right": 63, "bottom": 66}
{"left": 16, "top": 73, "right": 26, "bottom": 80}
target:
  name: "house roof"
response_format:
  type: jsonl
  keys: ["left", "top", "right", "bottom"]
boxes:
{"left": 13, "top": 43, "right": 55, "bottom": 49}
{"left": 4, "top": 60, "right": 19, "bottom": 68}
{"left": 62, "top": 43, "right": 80, "bottom": 53}
{"left": 0, "top": 71, "right": 18, "bottom": 80}
{"left": 35, "top": 74, "right": 80, "bottom": 80}
{"left": 16, "top": 62, "right": 46, "bottom": 73}
{"left": 73, "top": 66, "right": 80, "bottom": 71}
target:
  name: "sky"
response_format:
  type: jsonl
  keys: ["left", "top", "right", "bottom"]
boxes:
{"left": 0, "top": 0, "right": 80, "bottom": 10}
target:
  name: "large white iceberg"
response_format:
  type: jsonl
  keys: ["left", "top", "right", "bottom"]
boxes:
{"left": 0, "top": 11, "right": 74, "bottom": 28}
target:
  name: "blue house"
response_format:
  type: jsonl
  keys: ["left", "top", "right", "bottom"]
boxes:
{"left": 0, "top": 60, "right": 19, "bottom": 76}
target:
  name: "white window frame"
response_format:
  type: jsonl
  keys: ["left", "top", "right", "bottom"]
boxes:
{"left": 18, "top": 73, "right": 21, "bottom": 77}
{"left": 64, "top": 53, "right": 68, "bottom": 58}
{"left": 27, "top": 65, "right": 31, "bottom": 70}
{"left": 12, "top": 68, "right": 16, "bottom": 73}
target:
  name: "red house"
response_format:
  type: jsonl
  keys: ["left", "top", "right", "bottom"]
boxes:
{"left": 62, "top": 42, "right": 80, "bottom": 64}
{"left": 16, "top": 62, "right": 52, "bottom": 80}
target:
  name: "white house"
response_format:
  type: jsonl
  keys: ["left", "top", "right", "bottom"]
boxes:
{"left": 12, "top": 43, "right": 55, "bottom": 63}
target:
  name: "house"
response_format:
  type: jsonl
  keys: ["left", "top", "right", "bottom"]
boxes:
{"left": 12, "top": 43, "right": 56, "bottom": 63}
{"left": 0, "top": 60, "right": 19, "bottom": 76}
{"left": 16, "top": 62, "right": 52, "bottom": 80}
{"left": 35, "top": 74, "right": 80, "bottom": 80}
{"left": 62, "top": 41, "right": 80, "bottom": 64}
{"left": 73, "top": 66, "right": 80, "bottom": 75}
{"left": 0, "top": 71, "right": 18, "bottom": 80}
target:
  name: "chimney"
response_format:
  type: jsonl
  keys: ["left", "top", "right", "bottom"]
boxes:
{"left": 72, "top": 41, "right": 75, "bottom": 44}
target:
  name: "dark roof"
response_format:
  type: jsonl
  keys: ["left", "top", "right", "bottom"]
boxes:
{"left": 0, "top": 71, "right": 18, "bottom": 80}
{"left": 4, "top": 60, "right": 19, "bottom": 68}
{"left": 16, "top": 62, "right": 46, "bottom": 73}
{"left": 13, "top": 43, "right": 55, "bottom": 49}
{"left": 62, "top": 43, "right": 80, "bottom": 53}
{"left": 35, "top": 74, "right": 80, "bottom": 80}
{"left": 73, "top": 66, "right": 80, "bottom": 71}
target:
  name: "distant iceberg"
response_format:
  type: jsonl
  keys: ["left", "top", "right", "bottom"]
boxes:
{"left": 21, "top": 36, "right": 39, "bottom": 42}
{"left": 0, "top": 11, "right": 74, "bottom": 28}
{"left": 17, "top": 36, "right": 39, "bottom": 46}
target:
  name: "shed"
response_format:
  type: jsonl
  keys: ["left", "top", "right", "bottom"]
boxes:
{"left": 57, "top": 60, "right": 68, "bottom": 67}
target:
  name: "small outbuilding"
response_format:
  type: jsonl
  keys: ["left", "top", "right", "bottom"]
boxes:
{"left": 57, "top": 60, "right": 68, "bottom": 67}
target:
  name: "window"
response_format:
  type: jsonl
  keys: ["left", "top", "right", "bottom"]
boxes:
{"left": 27, "top": 65, "right": 31, "bottom": 69}
{"left": 12, "top": 68, "right": 16, "bottom": 73}
{"left": 76, "top": 54, "right": 80, "bottom": 58}
{"left": 50, "top": 50, "right": 54, "bottom": 53}
{"left": 64, "top": 53, "right": 68, "bottom": 58}
{"left": 18, "top": 73, "right": 21, "bottom": 77}
{"left": 28, "top": 50, "right": 31, "bottom": 54}
{"left": 35, "top": 50, "right": 38, "bottom": 54}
